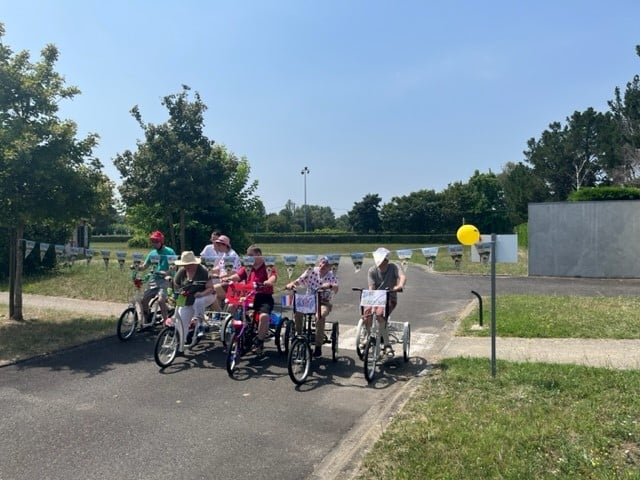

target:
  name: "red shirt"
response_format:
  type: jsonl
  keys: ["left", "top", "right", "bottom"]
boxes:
{"left": 236, "top": 263, "right": 276, "bottom": 294}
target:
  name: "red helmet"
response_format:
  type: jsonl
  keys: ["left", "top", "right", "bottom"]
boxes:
{"left": 149, "top": 231, "right": 165, "bottom": 243}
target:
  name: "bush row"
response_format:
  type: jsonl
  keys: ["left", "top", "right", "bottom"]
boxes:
{"left": 249, "top": 233, "right": 458, "bottom": 244}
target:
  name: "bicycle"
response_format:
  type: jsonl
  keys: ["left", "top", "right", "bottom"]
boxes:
{"left": 286, "top": 286, "right": 339, "bottom": 385}
{"left": 117, "top": 268, "right": 174, "bottom": 341}
{"left": 223, "top": 282, "right": 285, "bottom": 378}
{"left": 353, "top": 288, "right": 410, "bottom": 383}
{"left": 153, "top": 281, "right": 211, "bottom": 368}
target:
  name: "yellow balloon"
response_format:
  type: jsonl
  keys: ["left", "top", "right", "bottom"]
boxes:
{"left": 457, "top": 224, "right": 480, "bottom": 246}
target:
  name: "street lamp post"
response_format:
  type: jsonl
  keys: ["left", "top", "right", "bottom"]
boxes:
{"left": 301, "top": 166, "right": 310, "bottom": 232}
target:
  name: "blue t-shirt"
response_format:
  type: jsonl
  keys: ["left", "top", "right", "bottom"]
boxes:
{"left": 145, "top": 245, "right": 176, "bottom": 274}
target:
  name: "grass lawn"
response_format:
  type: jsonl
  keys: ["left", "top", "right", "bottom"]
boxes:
{"left": 357, "top": 358, "right": 640, "bottom": 479}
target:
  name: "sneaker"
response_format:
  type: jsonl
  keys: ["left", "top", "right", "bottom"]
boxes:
{"left": 313, "top": 346, "right": 322, "bottom": 358}
{"left": 196, "top": 324, "right": 205, "bottom": 338}
{"left": 253, "top": 338, "right": 264, "bottom": 355}
{"left": 164, "top": 317, "right": 174, "bottom": 327}
{"left": 384, "top": 345, "right": 395, "bottom": 358}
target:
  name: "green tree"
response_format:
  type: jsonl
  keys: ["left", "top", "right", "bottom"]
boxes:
{"left": 607, "top": 46, "right": 640, "bottom": 185}
{"left": 348, "top": 194, "right": 382, "bottom": 233}
{"left": 114, "top": 85, "right": 261, "bottom": 252}
{"left": 380, "top": 189, "right": 444, "bottom": 233}
{"left": 498, "top": 162, "right": 548, "bottom": 225}
{"left": 0, "top": 24, "right": 111, "bottom": 319}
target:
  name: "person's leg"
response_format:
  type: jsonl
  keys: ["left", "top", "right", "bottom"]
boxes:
{"left": 382, "top": 301, "right": 397, "bottom": 356}
{"left": 177, "top": 305, "right": 195, "bottom": 340}
{"left": 193, "top": 294, "right": 215, "bottom": 320}
{"left": 213, "top": 283, "right": 228, "bottom": 311}
{"left": 141, "top": 286, "right": 159, "bottom": 315}
{"left": 156, "top": 279, "right": 169, "bottom": 320}
{"left": 257, "top": 313, "right": 269, "bottom": 340}
{"left": 294, "top": 312, "right": 303, "bottom": 335}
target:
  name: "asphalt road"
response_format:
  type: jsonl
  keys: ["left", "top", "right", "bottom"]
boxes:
{"left": 2, "top": 263, "right": 639, "bottom": 480}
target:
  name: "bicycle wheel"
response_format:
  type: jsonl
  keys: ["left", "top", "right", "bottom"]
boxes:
{"left": 331, "top": 322, "right": 339, "bottom": 362}
{"left": 355, "top": 318, "right": 368, "bottom": 360}
{"left": 363, "top": 337, "right": 378, "bottom": 383}
{"left": 287, "top": 338, "right": 312, "bottom": 385}
{"left": 154, "top": 327, "right": 179, "bottom": 368}
{"left": 147, "top": 297, "right": 161, "bottom": 325}
{"left": 117, "top": 307, "right": 138, "bottom": 341}
{"left": 226, "top": 332, "right": 241, "bottom": 377}
{"left": 221, "top": 316, "right": 234, "bottom": 349}
{"left": 283, "top": 318, "right": 294, "bottom": 355}
{"left": 402, "top": 322, "right": 411, "bottom": 362}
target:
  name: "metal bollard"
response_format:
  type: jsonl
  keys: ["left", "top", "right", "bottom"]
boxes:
{"left": 470, "top": 290, "right": 483, "bottom": 327}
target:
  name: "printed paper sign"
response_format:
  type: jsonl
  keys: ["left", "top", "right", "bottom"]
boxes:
{"left": 295, "top": 293, "right": 317, "bottom": 314}
{"left": 359, "top": 289, "right": 387, "bottom": 308}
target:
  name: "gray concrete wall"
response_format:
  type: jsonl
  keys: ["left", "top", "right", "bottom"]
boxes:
{"left": 528, "top": 200, "right": 640, "bottom": 278}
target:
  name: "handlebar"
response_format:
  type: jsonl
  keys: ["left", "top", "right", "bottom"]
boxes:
{"left": 352, "top": 287, "right": 403, "bottom": 293}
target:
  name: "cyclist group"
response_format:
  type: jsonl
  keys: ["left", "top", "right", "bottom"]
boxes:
{"left": 138, "top": 230, "right": 405, "bottom": 359}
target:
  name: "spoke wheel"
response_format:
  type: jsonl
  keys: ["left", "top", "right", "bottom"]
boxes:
{"left": 283, "top": 319, "right": 293, "bottom": 355}
{"left": 287, "top": 339, "right": 312, "bottom": 385}
{"left": 117, "top": 307, "right": 137, "bottom": 341}
{"left": 226, "top": 332, "right": 240, "bottom": 377}
{"left": 355, "top": 318, "right": 367, "bottom": 360}
{"left": 331, "top": 322, "right": 339, "bottom": 362}
{"left": 154, "top": 327, "right": 179, "bottom": 368}
{"left": 402, "top": 323, "right": 411, "bottom": 362}
{"left": 363, "top": 337, "right": 378, "bottom": 383}
{"left": 221, "top": 316, "right": 234, "bottom": 349}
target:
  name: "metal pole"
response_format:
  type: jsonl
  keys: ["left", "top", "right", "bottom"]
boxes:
{"left": 470, "top": 290, "right": 483, "bottom": 327}
{"left": 490, "top": 232, "right": 497, "bottom": 377}
{"left": 301, "top": 166, "right": 309, "bottom": 232}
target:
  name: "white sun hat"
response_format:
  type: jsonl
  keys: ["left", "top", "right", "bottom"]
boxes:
{"left": 372, "top": 247, "right": 390, "bottom": 267}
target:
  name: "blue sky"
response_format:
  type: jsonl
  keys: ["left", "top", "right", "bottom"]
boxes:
{"left": 2, "top": 1, "right": 639, "bottom": 217}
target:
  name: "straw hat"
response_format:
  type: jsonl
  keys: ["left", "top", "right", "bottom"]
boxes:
{"left": 174, "top": 251, "right": 201, "bottom": 266}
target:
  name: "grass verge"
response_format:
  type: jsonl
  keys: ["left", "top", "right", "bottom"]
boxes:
{"left": 357, "top": 358, "right": 640, "bottom": 479}
{"left": 0, "top": 304, "right": 115, "bottom": 365}
{"left": 460, "top": 295, "right": 640, "bottom": 339}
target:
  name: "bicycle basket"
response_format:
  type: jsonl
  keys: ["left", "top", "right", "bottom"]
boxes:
{"left": 269, "top": 312, "right": 282, "bottom": 327}
{"left": 359, "top": 289, "right": 387, "bottom": 315}
{"left": 225, "top": 283, "right": 255, "bottom": 307}
{"left": 175, "top": 292, "right": 188, "bottom": 307}
{"left": 294, "top": 293, "right": 317, "bottom": 315}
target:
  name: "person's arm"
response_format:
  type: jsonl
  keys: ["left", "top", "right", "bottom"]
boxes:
{"left": 286, "top": 271, "right": 305, "bottom": 290}
{"left": 264, "top": 270, "right": 277, "bottom": 288}
{"left": 322, "top": 272, "right": 339, "bottom": 293}
{"left": 393, "top": 265, "right": 406, "bottom": 291}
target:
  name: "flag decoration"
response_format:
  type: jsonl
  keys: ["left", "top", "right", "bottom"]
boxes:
{"left": 281, "top": 294, "right": 294, "bottom": 307}
{"left": 19, "top": 236, "right": 482, "bottom": 274}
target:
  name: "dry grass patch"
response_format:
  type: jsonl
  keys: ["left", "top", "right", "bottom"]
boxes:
{"left": 0, "top": 305, "right": 115, "bottom": 365}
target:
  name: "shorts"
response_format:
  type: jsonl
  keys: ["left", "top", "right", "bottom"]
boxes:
{"left": 253, "top": 293, "right": 274, "bottom": 314}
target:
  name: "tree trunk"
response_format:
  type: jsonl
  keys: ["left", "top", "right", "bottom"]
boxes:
{"left": 9, "top": 224, "right": 24, "bottom": 321}
{"left": 8, "top": 228, "right": 16, "bottom": 318}
{"left": 166, "top": 212, "right": 176, "bottom": 251}
{"left": 15, "top": 223, "right": 24, "bottom": 320}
